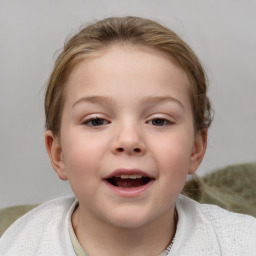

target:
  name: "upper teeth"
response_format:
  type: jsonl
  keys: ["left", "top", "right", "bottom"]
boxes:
{"left": 116, "top": 174, "right": 143, "bottom": 179}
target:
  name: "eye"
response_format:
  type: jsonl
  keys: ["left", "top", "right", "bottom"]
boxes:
{"left": 83, "top": 117, "right": 109, "bottom": 127}
{"left": 148, "top": 118, "right": 172, "bottom": 126}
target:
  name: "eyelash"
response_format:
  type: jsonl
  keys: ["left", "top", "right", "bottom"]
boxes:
{"left": 147, "top": 118, "right": 173, "bottom": 126}
{"left": 82, "top": 117, "right": 173, "bottom": 127}
{"left": 82, "top": 117, "right": 110, "bottom": 127}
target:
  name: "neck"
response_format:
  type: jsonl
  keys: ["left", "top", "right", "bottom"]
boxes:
{"left": 72, "top": 205, "right": 176, "bottom": 256}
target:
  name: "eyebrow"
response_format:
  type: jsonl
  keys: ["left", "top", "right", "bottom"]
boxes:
{"left": 72, "top": 96, "right": 115, "bottom": 108}
{"left": 72, "top": 95, "right": 185, "bottom": 110}
{"left": 140, "top": 96, "right": 185, "bottom": 110}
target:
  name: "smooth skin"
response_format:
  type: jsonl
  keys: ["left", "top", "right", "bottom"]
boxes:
{"left": 45, "top": 44, "right": 207, "bottom": 256}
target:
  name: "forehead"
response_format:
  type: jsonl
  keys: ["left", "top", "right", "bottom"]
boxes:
{"left": 63, "top": 44, "right": 191, "bottom": 109}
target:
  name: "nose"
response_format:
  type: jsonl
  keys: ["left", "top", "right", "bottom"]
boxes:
{"left": 111, "top": 122, "right": 146, "bottom": 155}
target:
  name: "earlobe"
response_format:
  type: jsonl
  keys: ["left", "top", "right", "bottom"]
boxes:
{"left": 45, "top": 130, "right": 68, "bottom": 180}
{"left": 188, "top": 130, "right": 207, "bottom": 174}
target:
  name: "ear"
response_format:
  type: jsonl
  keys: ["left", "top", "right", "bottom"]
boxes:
{"left": 188, "top": 130, "right": 207, "bottom": 174}
{"left": 45, "top": 130, "right": 68, "bottom": 180}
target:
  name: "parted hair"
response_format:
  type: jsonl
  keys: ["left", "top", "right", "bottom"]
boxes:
{"left": 45, "top": 16, "right": 213, "bottom": 136}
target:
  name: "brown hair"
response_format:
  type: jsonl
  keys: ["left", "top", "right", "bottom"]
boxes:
{"left": 45, "top": 16, "right": 213, "bottom": 136}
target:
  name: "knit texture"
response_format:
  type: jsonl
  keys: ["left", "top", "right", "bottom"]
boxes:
{"left": 0, "top": 195, "right": 255, "bottom": 256}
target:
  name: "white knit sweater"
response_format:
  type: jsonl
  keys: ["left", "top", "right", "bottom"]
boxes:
{"left": 0, "top": 195, "right": 256, "bottom": 256}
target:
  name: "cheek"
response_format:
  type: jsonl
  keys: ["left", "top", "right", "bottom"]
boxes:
{"left": 151, "top": 132, "right": 194, "bottom": 177}
{"left": 156, "top": 142, "right": 191, "bottom": 200}
{"left": 60, "top": 135, "right": 103, "bottom": 199}
{"left": 61, "top": 131, "right": 107, "bottom": 178}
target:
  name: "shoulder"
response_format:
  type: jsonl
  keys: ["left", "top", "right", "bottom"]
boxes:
{"left": 1, "top": 196, "right": 76, "bottom": 232}
{"left": 0, "top": 196, "right": 77, "bottom": 256}
{"left": 176, "top": 195, "right": 256, "bottom": 255}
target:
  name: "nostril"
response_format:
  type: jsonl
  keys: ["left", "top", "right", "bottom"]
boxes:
{"left": 116, "top": 147, "right": 141, "bottom": 153}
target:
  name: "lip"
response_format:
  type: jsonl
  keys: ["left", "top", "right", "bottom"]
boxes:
{"left": 103, "top": 168, "right": 155, "bottom": 197}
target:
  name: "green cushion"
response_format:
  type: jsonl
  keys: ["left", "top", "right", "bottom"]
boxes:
{"left": 183, "top": 162, "right": 256, "bottom": 217}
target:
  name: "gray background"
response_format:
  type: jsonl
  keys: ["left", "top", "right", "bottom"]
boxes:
{"left": 1, "top": 0, "right": 256, "bottom": 208}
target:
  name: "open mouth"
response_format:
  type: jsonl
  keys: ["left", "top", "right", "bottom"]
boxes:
{"left": 105, "top": 175, "right": 152, "bottom": 188}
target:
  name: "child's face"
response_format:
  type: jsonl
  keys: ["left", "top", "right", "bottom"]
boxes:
{"left": 46, "top": 44, "right": 206, "bottom": 228}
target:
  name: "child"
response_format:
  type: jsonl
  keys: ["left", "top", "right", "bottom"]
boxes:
{"left": 0, "top": 16, "right": 255, "bottom": 256}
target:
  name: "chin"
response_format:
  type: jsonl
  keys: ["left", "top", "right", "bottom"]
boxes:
{"left": 103, "top": 208, "right": 158, "bottom": 229}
